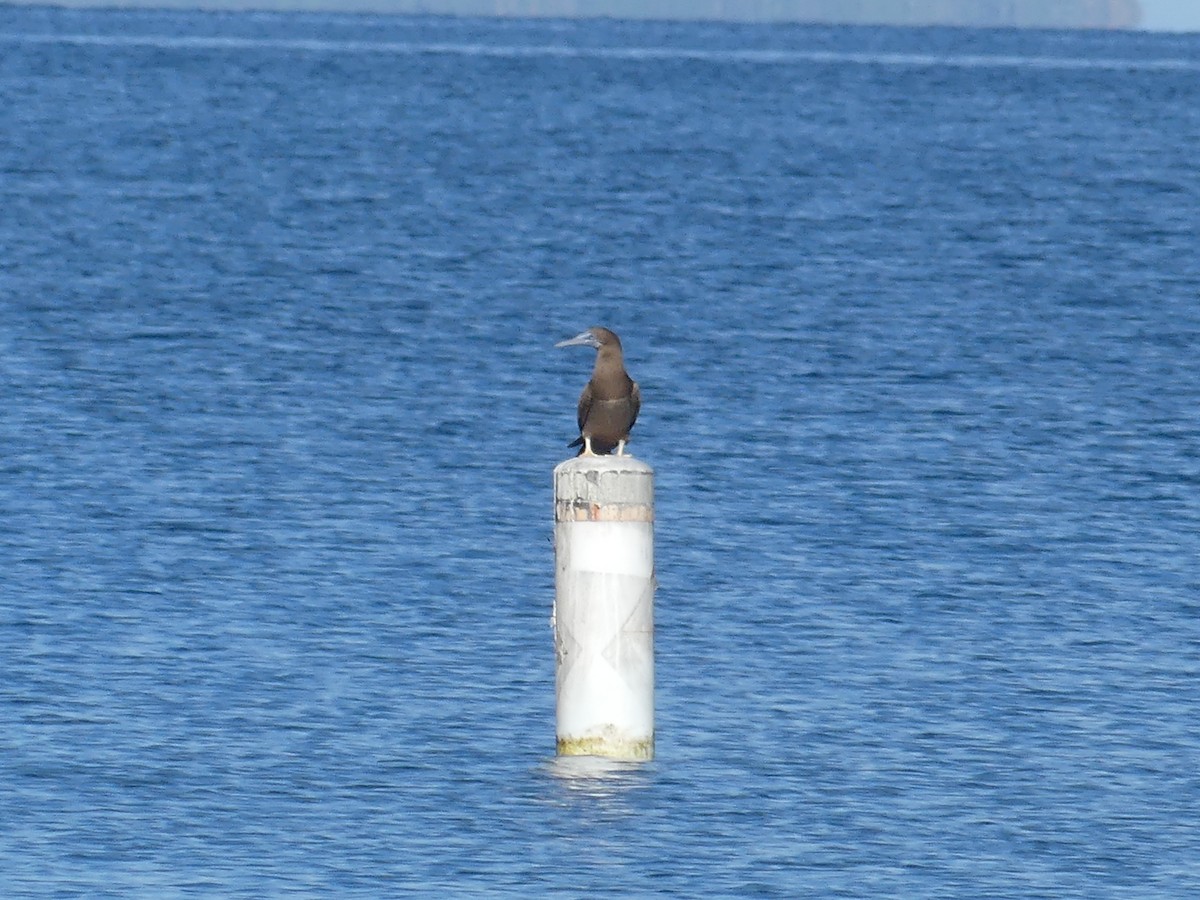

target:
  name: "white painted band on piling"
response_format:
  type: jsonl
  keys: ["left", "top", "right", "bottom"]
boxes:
{"left": 553, "top": 455, "right": 655, "bottom": 761}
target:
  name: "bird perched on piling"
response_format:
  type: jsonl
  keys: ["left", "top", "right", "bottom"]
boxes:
{"left": 556, "top": 326, "right": 641, "bottom": 456}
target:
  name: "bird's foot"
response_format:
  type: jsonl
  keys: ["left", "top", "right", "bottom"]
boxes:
{"left": 615, "top": 440, "right": 627, "bottom": 456}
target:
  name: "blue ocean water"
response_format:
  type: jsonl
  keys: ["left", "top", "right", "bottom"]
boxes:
{"left": 2, "top": 5, "right": 1200, "bottom": 895}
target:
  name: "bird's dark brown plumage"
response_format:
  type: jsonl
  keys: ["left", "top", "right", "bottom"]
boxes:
{"left": 555, "top": 326, "right": 640, "bottom": 456}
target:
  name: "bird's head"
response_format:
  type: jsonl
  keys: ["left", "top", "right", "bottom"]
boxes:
{"left": 555, "top": 327, "right": 620, "bottom": 351}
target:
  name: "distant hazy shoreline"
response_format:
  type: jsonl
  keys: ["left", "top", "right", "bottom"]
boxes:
{"left": 0, "top": 0, "right": 1145, "bottom": 30}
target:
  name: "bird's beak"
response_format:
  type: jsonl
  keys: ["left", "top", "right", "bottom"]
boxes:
{"left": 555, "top": 331, "right": 601, "bottom": 349}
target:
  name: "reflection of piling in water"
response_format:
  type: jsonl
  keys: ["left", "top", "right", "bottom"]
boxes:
{"left": 553, "top": 455, "right": 654, "bottom": 761}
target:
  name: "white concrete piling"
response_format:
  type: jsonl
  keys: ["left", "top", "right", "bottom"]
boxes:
{"left": 553, "top": 454, "right": 655, "bottom": 761}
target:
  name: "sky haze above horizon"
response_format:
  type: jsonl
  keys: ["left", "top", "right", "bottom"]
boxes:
{"left": 1141, "top": 0, "right": 1200, "bottom": 30}
{"left": 3, "top": 0, "right": 1200, "bottom": 31}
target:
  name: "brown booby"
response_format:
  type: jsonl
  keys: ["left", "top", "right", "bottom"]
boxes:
{"left": 556, "top": 326, "right": 641, "bottom": 456}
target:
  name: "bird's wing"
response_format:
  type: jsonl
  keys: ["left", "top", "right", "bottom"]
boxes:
{"left": 576, "top": 382, "right": 594, "bottom": 434}
{"left": 628, "top": 381, "right": 641, "bottom": 433}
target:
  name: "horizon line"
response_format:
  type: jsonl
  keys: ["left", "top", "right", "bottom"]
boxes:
{"left": 3, "top": 29, "right": 1197, "bottom": 71}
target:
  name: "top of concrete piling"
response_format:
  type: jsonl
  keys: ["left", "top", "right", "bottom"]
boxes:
{"left": 554, "top": 455, "right": 653, "bottom": 522}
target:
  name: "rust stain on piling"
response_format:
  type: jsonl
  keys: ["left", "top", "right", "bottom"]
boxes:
{"left": 555, "top": 501, "right": 654, "bottom": 523}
